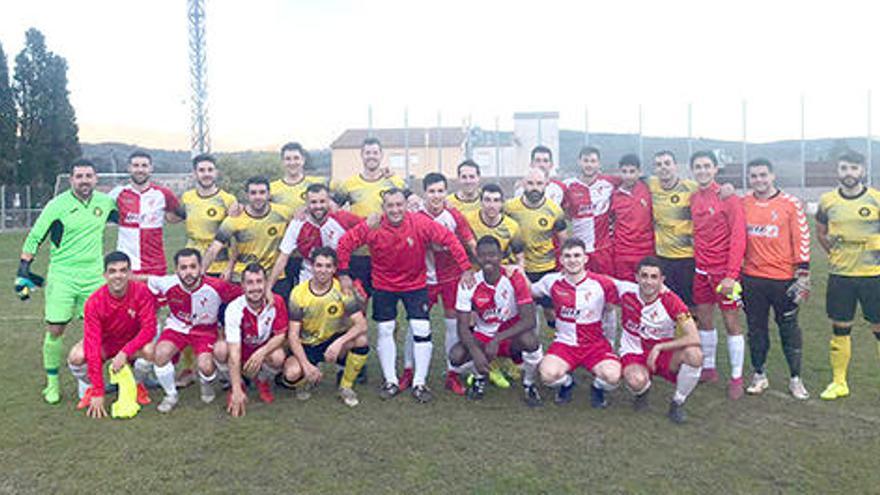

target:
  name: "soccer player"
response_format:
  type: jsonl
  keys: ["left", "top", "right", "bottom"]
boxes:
{"left": 514, "top": 145, "right": 567, "bottom": 205}
{"left": 617, "top": 257, "right": 703, "bottom": 424}
{"left": 66, "top": 252, "right": 157, "bottom": 418}
{"left": 18, "top": 158, "right": 118, "bottom": 404}
{"left": 450, "top": 236, "right": 544, "bottom": 405}
{"left": 533, "top": 238, "right": 621, "bottom": 408}
{"left": 215, "top": 263, "right": 288, "bottom": 417}
{"left": 742, "top": 158, "right": 811, "bottom": 399}
{"left": 689, "top": 151, "right": 747, "bottom": 399}
{"left": 610, "top": 154, "right": 655, "bottom": 281}
{"left": 815, "top": 152, "right": 880, "bottom": 400}
{"left": 202, "top": 176, "right": 294, "bottom": 298}
{"left": 109, "top": 151, "right": 181, "bottom": 275}
{"left": 463, "top": 183, "right": 525, "bottom": 270}
{"left": 146, "top": 248, "right": 243, "bottom": 413}
{"left": 505, "top": 167, "right": 568, "bottom": 331}
{"left": 332, "top": 137, "right": 406, "bottom": 295}
{"left": 446, "top": 159, "right": 482, "bottom": 215}
{"left": 283, "top": 247, "right": 369, "bottom": 407}
{"left": 336, "top": 188, "right": 473, "bottom": 403}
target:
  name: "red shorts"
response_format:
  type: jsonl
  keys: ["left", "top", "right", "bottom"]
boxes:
{"left": 613, "top": 259, "right": 640, "bottom": 282}
{"left": 587, "top": 248, "right": 614, "bottom": 275}
{"left": 474, "top": 331, "right": 522, "bottom": 364}
{"left": 428, "top": 280, "right": 458, "bottom": 313}
{"left": 158, "top": 329, "right": 217, "bottom": 355}
{"left": 547, "top": 340, "right": 618, "bottom": 372}
{"left": 620, "top": 335, "right": 678, "bottom": 383}
{"left": 693, "top": 271, "right": 741, "bottom": 311}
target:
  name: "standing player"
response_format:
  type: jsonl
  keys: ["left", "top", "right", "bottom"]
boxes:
{"left": 464, "top": 183, "right": 525, "bottom": 270}
{"left": 610, "top": 154, "right": 655, "bottom": 281}
{"left": 742, "top": 158, "right": 811, "bottom": 399}
{"left": 332, "top": 137, "right": 406, "bottom": 295}
{"left": 450, "top": 236, "right": 544, "bottom": 405}
{"left": 617, "top": 257, "right": 703, "bottom": 424}
{"left": 689, "top": 151, "right": 747, "bottom": 399}
{"left": 146, "top": 248, "right": 242, "bottom": 413}
{"left": 533, "top": 239, "right": 622, "bottom": 408}
{"left": 66, "top": 252, "right": 157, "bottom": 418}
{"left": 815, "top": 152, "right": 880, "bottom": 400}
{"left": 109, "top": 151, "right": 181, "bottom": 276}
{"left": 515, "top": 146, "right": 567, "bottom": 206}
{"left": 336, "top": 188, "right": 473, "bottom": 403}
{"left": 18, "top": 158, "right": 117, "bottom": 404}
{"left": 216, "top": 263, "right": 288, "bottom": 416}
{"left": 446, "top": 159, "right": 482, "bottom": 215}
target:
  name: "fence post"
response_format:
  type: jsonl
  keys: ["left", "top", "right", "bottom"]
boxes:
{"left": 1, "top": 185, "right": 5, "bottom": 231}
{"left": 26, "top": 185, "right": 31, "bottom": 228}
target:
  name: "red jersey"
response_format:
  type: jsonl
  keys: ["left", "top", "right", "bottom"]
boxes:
{"left": 690, "top": 182, "right": 747, "bottom": 279}
{"left": 616, "top": 280, "right": 691, "bottom": 342}
{"left": 147, "top": 275, "right": 242, "bottom": 336}
{"left": 278, "top": 210, "right": 363, "bottom": 281}
{"left": 611, "top": 180, "right": 655, "bottom": 261}
{"left": 109, "top": 183, "right": 180, "bottom": 275}
{"left": 561, "top": 174, "right": 621, "bottom": 252}
{"left": 454, "top": 269, "right": 532, "bottom": 338}
{"left": 337, "top": 211, "right": 471, "bottom": 292}
{"left": 82, "top": 281, "right": 157, "bottom": 396}
{"left": 223, "top": 293, "right": 289, "bottom": 349}
{"left": 419, "top": 207, "right": 475, "bottom": 285}
{"left": 531, "top": 271, "right": 620, "bottom": 347}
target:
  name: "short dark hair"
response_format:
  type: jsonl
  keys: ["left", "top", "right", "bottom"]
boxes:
{"left": 422, "top": 172, "right": 447, "bottom": 191}
{"left": 689, "top": 150, "right": 718, "bottom": 168}
{"left": 480, "top": 183, "right": 504, "bottom": 200}
{"left": 311, "top": 246, "right": 337, "bottom": 265}
{"left": 457, "top": 159, "right": 481, "bottom": 177}
{"left": 104, "top": 251, "right": 131, "bottom": 271}
{"left": 476, "top": 235, "right": 501, "bottom": 252}
{"left": 637, "top": 255, "right": 664, "bottom": 273}
{"left": 579, "top": 146, "right": 601, "bottom": 159}
{"left": 242, "top": 262, "right": 265, "bottom": 278}
{"left": 531, "top": 145, "right": 553, "bottom": 162}
{"left": 381, "top": 187, "right": 407, "bottom": 202}
{"left": 191, "top": 153, "right": 216, "bottom": 169}
{"left": 245, "top": 176, "right": 270, "bottom": 192}
{"left": 653, "top": 150, "right": 676, "bottom": 162}
{"left": 281, "top": 141, "right": 306, "bottom": 158}
{"left": 561, "top": 238, "right": 587, "bottom": 252}
{"left": 69, "top": 158, "right": 96, "bottom": 174}
{"left": 362, "top": 137, "right": 382, "bottom": 150}
{"left": 839, "top": 151, "right": 866, "bottom": 166}
{"left": 129, "top": 151, "right": 152, "bottom": 163}
{"left": 747, "top": 158, "right": 773, "bottom": 172}
{"left": 305, "top": 183, "right": 329, "bottom": 195}
{"left": 174, "top": 247, "right": 202, "bottom": 266}
{"left": 619, "top": 153, "right": 641, "bottom": 168}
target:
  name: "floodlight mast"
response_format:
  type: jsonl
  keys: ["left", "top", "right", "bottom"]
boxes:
{"left": 189, "top": 0, "right": 210, "bottom": 156}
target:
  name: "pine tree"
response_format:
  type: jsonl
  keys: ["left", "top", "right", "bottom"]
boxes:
{"left": 0, "top": 41, "right": 16, "bottom": 184}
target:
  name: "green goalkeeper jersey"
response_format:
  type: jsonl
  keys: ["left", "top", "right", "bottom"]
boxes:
{"left": 22, "top": 190, "right": 117, "bottom": 278}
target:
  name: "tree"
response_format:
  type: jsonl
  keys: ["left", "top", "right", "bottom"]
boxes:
{"left": 0, "top": 41, "right": 16, "bottom": 184}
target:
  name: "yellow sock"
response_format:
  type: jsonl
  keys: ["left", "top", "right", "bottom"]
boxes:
{"left": 830, "top": 335, "right": 851, "bottom": 385}
{"left": 340, "top": 347, "right": 368, "bottom": 389}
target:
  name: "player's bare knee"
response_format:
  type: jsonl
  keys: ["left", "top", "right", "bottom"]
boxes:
{"left": 353, "top": 334, "right": 369, "bottom": 348}
{"left": 47, "top": 323, "right": 66, "bottom": 338}
{"left": 597, "top": 362, "right": 622, "bottom": 385}
{"left": 213, "top": 341, "right": 228, "bottom": 363}
{"left": 448, "top": 343, "right": 468, "bottom": 366}
{"left": 683, "top": 345, "right": 703, "bottom": 367}
{"left": 624, "top": 368, "right": 648, "bottom": 392}
{"left": 516, "top": 331, "right": 539, "bottom": 352}
{"left": 197, "top": 354, "right": 215, "bottom": 375}
{"left": 283, "top": 357, "right": 302, "bottom": 381}
{"left": 67, "top": 341, "right": 85, "bottom": 366}
{"left": 267, "top": 348, "right": 286, "bottom": 367}
{"left": 539, "top": 362, "right": 564, "bottom": 385}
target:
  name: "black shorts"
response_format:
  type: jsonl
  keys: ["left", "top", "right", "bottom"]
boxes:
{"left": 272, "top": 277, "right": 295, "bottom": 303}
{"left": 349, "top": 255, "right": 373, "bottom": 296}
{"left": 657, "top": 256, "right": 695, "bottom": 307}
{"left": 826, "top": 274, "right": 880, "bottom": 324}
{"left": 527, "top": 270, "right": 555, "bottom": 309}
{"left": 303, "top": 333, "right": 345, "bottom": 366}
{"left": 372, "top": 288, "right": 430, "bottom": 322}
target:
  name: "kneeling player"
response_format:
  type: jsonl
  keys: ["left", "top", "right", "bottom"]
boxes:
{"left": 67, "top": 251, "right": 157, "bottom": 419}
{"left": 282, "top": 247, "right": 369, "bottom": 407}
{"left": 215, "top": 263, "right": 288, "bottom": 417}
{"left": 618, "top": 257, "right": 703, "bottom": 424}
{"left": 534, "top": 238, "right": 622, "bottom": 408}
{"left": 449, "top": 236, "right": 544, "bottom": 405}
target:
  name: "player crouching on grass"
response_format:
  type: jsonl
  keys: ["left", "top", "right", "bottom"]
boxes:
{"left": 214, "top": 263, "right": 288, "bottom": 417}
{"left": 66, "top": 251, "right": 157, "bottom": 419}
{"left": 617, "top": 257, "right": 703, "bottom": 424}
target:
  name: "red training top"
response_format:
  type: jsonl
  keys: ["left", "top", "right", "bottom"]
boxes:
{"left": 610, "top": 180, "right": 655, "bottom": 261}
{"left": 690, "top": 182, "right": 747, "bottom": 279}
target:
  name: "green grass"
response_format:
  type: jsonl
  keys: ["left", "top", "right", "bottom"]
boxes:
{"left": 3, "top": 224, "right": 880, "bottom": 494}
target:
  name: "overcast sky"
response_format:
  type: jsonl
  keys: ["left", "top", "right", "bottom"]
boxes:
{"left": 2, "top": 0, "right": 878, "bottom": 151}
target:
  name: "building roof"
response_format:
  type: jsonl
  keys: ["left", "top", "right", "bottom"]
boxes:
{"left": 331, "top": 127, "right": 467, "bottom": 149}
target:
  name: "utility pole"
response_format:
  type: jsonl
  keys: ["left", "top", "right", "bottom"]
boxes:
{"left": 188, "top": 0, "right": 210, "bottom": 155}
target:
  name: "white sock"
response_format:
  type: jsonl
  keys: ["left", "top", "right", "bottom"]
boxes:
{"left": 154, "top": 362, "right": 178, "bottom": 397}
{"left": 411, "top": 319, "right": 432, "bottom": 387}
{"left": 602, "top": 308, "right": 618, "bottom": 348}
{"left": 699, "top": 329, "right": 718, "bottom": 369}
{"left": 68, "top": 362, "right": 90, "bottom": 398}
{"left": 453, "top": 361, "right": 475, "bottom": 376}
{"left": 376, "top": 320, "right": 398, "bottom": 385}
{"left": 198, "top": 370, "right": 217, "bottom": 385}
{"left": 404, "top": 324, "right": 414, "bottom": 370}
{"left": 547, "top": 373, "right": 573, "bottom": 388}
{"left": 133, "top": 358, "right": 153, "bottom": 383}
{"left": 727, "top": 334, "right": 745, "bottom": 379}
{"left": 444, "top": 317, "right": 458, "bottom": 371}
{"left": 520, "top": 347, "right": 543, "bottom": 387}
{"left": 215, "top": 361, "right": 230, "bottom": 382}
{"left": 594, "top": 376, "right": 618, "bottom": 391}
{"left": 631, "top": 380, "right": 651, "bottom": 396}
{"left": 673, "top": 363, "right": 702, "bottom": 404}
{"left": 258, "top": 364, "right": 280, "bottom": 382}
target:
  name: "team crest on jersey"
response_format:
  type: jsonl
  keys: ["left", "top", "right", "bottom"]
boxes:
{"left": 93, "top": 207, "right": 103, "bottom": 217}
{"left": 708, "top": 207, "right": 716, "bottom": 215}
{"left": 268, "top": 226, "right": 279, "bottom": 236}
{"left": 207, "top": 207, "right": 217, "bottom": 217}
{"left": 640, "top": 198, "right": 648, "bottom": 207}
{"left": 407, "top": 237, "right": 414, "bottom": 247}
{"left": 538, "top": 217, "right": 549, "bottom": 227}
{"left": 300, "top": 191, "right": 308, "bottom": 200}
{"left": 859, "top": 207, "right": 872, "bottom": 217}
{"left": 328, "top": 304, "right": 339, "bottom": 315}
{"left": 127, "top": 308, "right": 136, "bottom": 318}
{"left": 670, "top": 194, "right": 680, "bottom": 204}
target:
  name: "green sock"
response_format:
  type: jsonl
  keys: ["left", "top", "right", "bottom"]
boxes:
{"left": 43, "top": 332, "right": 64, "bottom": 374}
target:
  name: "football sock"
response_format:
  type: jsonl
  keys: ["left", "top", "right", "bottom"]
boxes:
{"left": 699, "top": 329, "right": 718, "bottom": 369}
{"left": 43, "top": 332, "right": 63, "bottom": 378}
{"left": 727, "top": 334, "right": 745, "bottom": 379}
{"left": 257, "top": 364, "right": 280, "bottom": 383}
{"left": 673, "top": 363, "right": 702, "bottom": 404}
{"left": 68, "top": 362, "right": 89, "bottom": 398}
{"left": 154, "top": 362, "right": 178, "bottom": 397}
{"left": 594, "top": 376, "right": 618, "bottom": 391}
{"left": 376, "top": 320, "right": 398, "bottom": 385}
{"left": 548, "top": 373, "right": 573, "bottom": 388}
{"left": 214, "top": 361, "right": 229, "bottom": 383}
{"left": 133, "top": 358, "right": 153, "bottom": 383}
{"left": 444, "top": 317, "right": 458, "bottom": 371}
{"left": 632, "top": 380, "right": 651, "bottom": 396}
{"left": 520, "top": 348, "right": 543, "bottom": 387}
{"left": 403, "top": 325, "right": 414, "bottom": 370}
{"left": 198, "top": 370, "right": 216, "bottom": 385}
{"left": 340, "top": 346, "right": 369, "bottom": 389}
{"left": 779, "top": 319, "right": 803, "bottom": 377}
{"left": 829, "top": 334, "right": 851, "bottom": 385}
{"left": 453, "top": 361, "right": 475, "bottom": 376}
{"left": 411, "top": 319, "right": 432, "bottom": 387}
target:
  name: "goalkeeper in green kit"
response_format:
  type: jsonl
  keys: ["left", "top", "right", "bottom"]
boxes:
{"left": 18, "top": 159, "right": 118, "bottom": 404}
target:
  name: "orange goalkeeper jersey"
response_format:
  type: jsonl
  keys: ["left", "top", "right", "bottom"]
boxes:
{"left": 743, "top": 190, "right": 810, "bottom": 280}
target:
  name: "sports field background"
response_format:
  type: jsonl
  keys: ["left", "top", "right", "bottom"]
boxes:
{"left": 3, "top": 223, "right": 880, "bottom": 494}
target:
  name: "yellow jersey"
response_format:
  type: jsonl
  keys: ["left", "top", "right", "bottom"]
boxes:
{"left": 270, "top": 176, "right": 327, "bottom": 212}
{"left": 447, "top": 192, "right": 481, "bottom": 216}
{"left": 215, "top": 204, "right": 293, "bottom": 279}
{"left": 463, "top": 209, "right": 524, "bottom": 265}
{"left": 180, "top": 189, "right": 237, "bottom": 275}
{"left": 503, "top": 197, "right": 566, "bottom": 273}
{"left": 332, "top": 173, "right": 406, "bottom": 218}
{"left": 288, "top": 278, "right": 362, "bottom": 346}
{"left": 648, "top": 176, "right": 698, "bottom": 259}
{"left": 816, "top": 187, "right": 880, "bottom": 277}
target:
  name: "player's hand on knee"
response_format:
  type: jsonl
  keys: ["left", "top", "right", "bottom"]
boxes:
{"left": 324, "top": 342, "right": 342, "bottom": 364}
{"left": 87, "top": 396, "right": 107, "bottom": 419}
{"left": 304, "top": 363, "right": 322, "bottom": 384}
{"left": 111, "top": 352, "right": 128, "bottom": 373}
{"left": 243, "top": 354, "right": 264, "bottom": 377}
{"left": 473, "top": 352, "right": 490, "bottom": 376}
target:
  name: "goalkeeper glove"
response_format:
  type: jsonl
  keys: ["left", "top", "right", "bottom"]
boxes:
{"left": 15, "top": 259, "right": 45, "bottom": 300}
{"left": 786, "top": 269, "right": 811, "bottom": 305}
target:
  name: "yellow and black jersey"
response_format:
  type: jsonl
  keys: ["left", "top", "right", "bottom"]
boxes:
{"left": 464, "top": 210, "right": 524, "bottom": 265}
{"left": 648, "top": 176, "right": 698, "bottom": 259}
{"left": 180, "top": 189, "right": 237, "bottom": 274}
{"left": 503, "top": 197, "right": 566, "bottom": 273}
{"left": 270, "top": 176, "right": 327, "bottom": 212}
{"left": 288, "top": 278, "right": 362, "bottom": 346}
{"left": 215, "top": 204, "right": 293, "bottom": 278}
{"left": 447, "top": 192, "right": 481, "bottom": 216}
{"left": 816, "top": 187, "right": 880, "bottom": 277}
{"left": 332, "top": 174, "right": 406, "bottom": 219}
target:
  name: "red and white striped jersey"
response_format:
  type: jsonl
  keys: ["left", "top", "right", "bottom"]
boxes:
{"left": 278, "top": 210, "right": 363, "bottom": 281}
{"left": 419, "top": 207, "right": 475, "bottom": 285}
{"left": 531, "top": 271, "right": 619, "bottom": 346}
{"left": 561, "top": 175, "right": 621, "bottom": 252}
{"left": 147, "top": 275, "right": 242, "bottom": 336}
{"left": 110, "top": 183, "right": 180, "bottom": 275}
{"left": 616, "top": 280, "right": 691, "bottom": 342}
{"left": 455, "top": 269, "right": 533, "bottom": 338}
{"left": 223, "top": 293, "right": 288, "bottom": 348}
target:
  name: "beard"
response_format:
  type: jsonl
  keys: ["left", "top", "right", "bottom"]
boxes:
{"left": 525, "top": 190, "right": 544, "bottom": 203}
{"left": 840, "top": 176, "right": 860, "bottom": 188}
